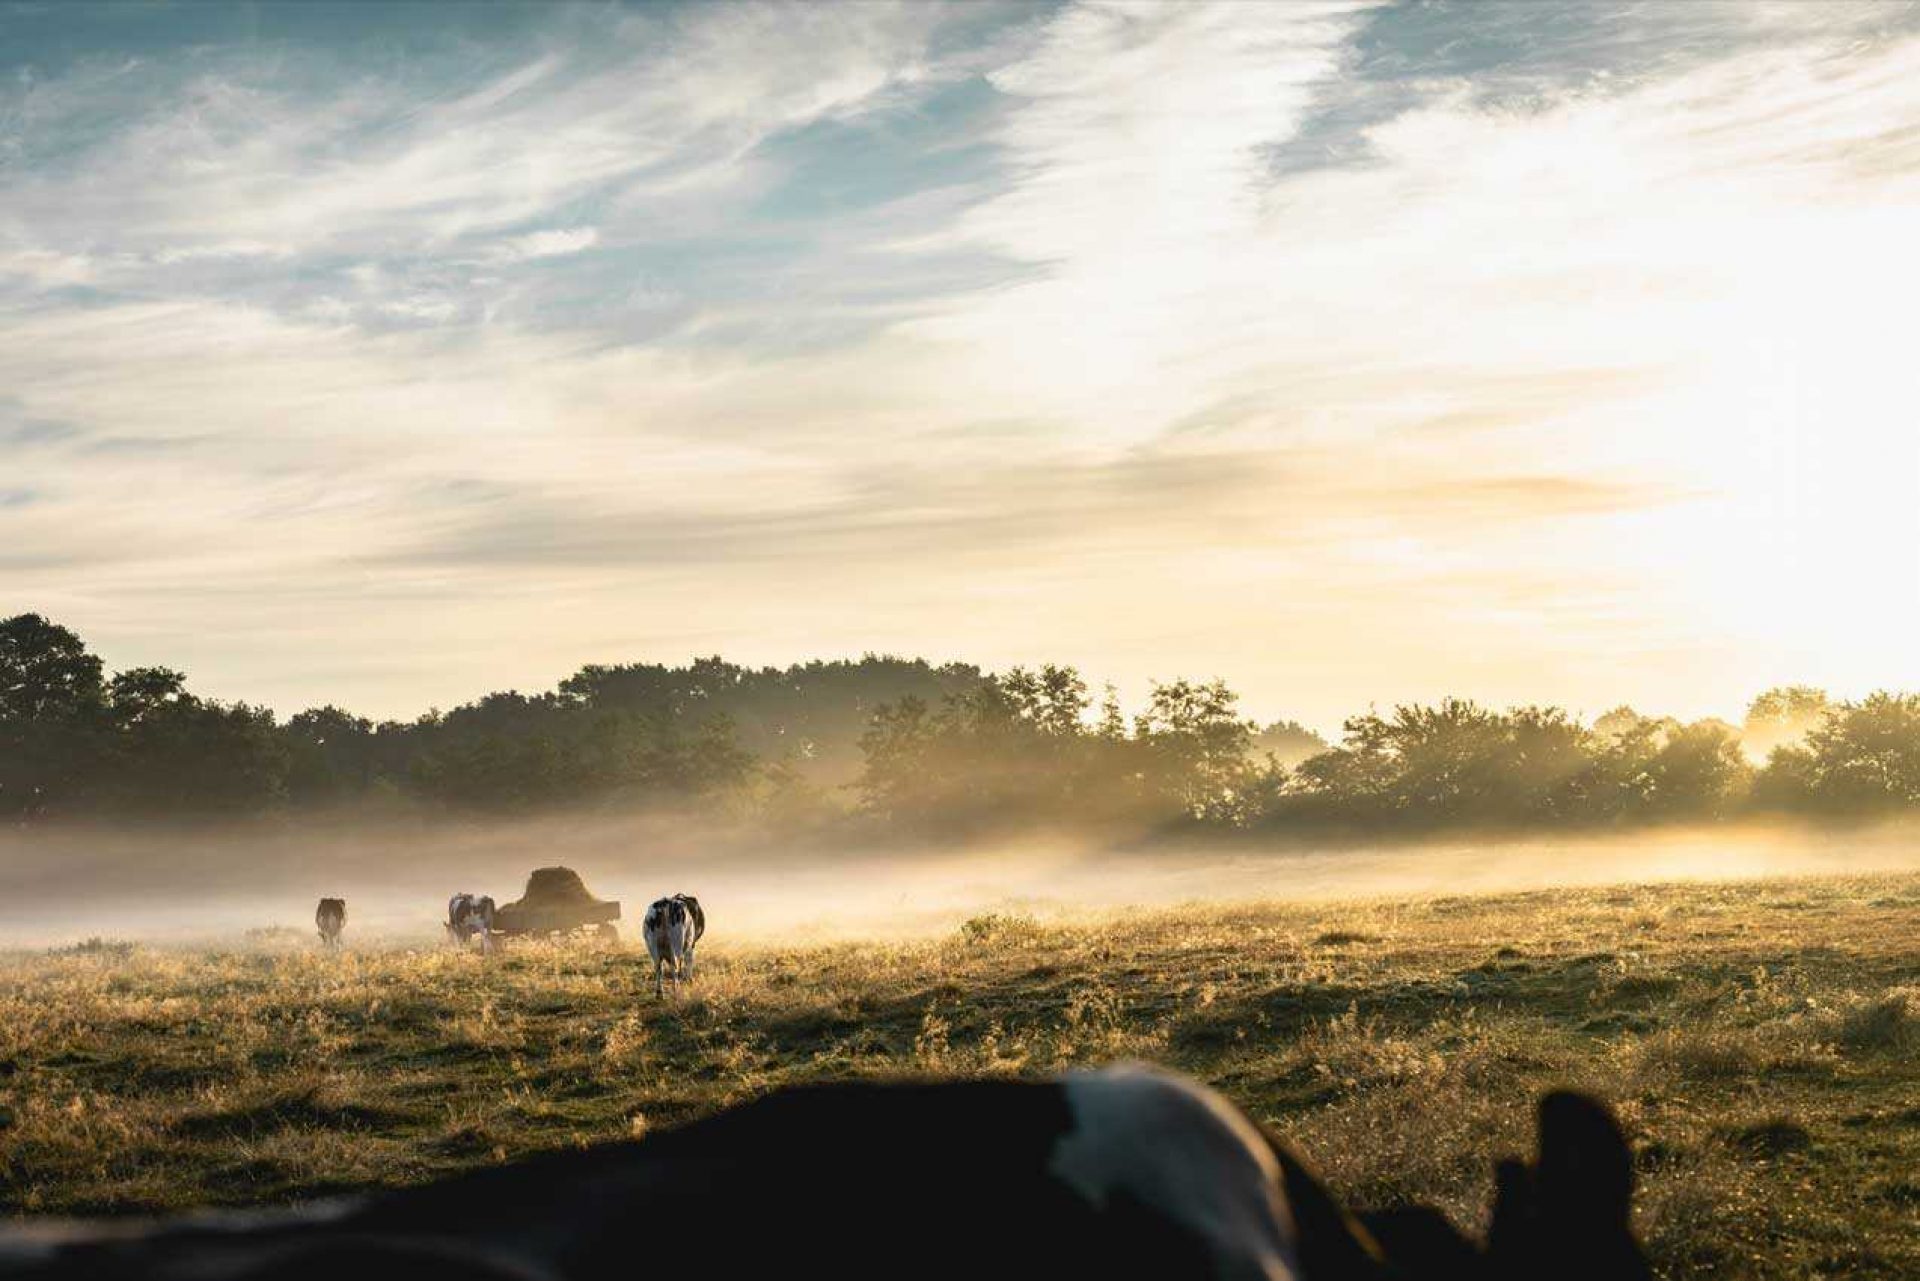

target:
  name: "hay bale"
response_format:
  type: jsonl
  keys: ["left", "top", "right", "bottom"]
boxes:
{"left": 519, "top": 866, "right": 597, "bottom": 906}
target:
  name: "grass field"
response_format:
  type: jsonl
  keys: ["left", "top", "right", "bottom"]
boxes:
{"left": 2, "top": 872, "right": 1917, "bottom": 1278}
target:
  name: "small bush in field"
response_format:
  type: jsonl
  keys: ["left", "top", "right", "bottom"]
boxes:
{"left": 45, "top": 937, "right": 134, "bottom": 958}
{"left": 1825, "top": 988, "right": 1917, "bottom": 1051}
{"left": 957, "top": 912, "right": 1039, "bottom": 945}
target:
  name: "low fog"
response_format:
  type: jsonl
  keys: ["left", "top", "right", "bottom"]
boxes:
{"left": 4, "top": 817, "right": 1918, "bottom": 951}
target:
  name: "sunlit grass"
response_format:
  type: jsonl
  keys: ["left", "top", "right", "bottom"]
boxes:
{"left": 1, "top": 874, "right": 1916, "bottom": 1279}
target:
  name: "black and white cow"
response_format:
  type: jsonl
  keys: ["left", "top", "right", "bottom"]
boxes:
{"left": 0, "top": 1066, "right": 1650, "bottom": 1281}
{"left": 641, "top": 894, "right": 703, "bottom": 997}
{"left": 446, "top": 894, "right": 497, "bottom": 954}
{"left": 314, "top": 898, "right": 346, "bottom": 948}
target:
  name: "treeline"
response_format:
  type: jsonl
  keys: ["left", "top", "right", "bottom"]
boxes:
{"left": 848, "top": 673, "right": 1908, "bottom": 834}
{"left": 0, "top": 615, "right": 977, "bottom": 822}
{"left": 4, "top": 613, "right": 1917, "bottom": 837}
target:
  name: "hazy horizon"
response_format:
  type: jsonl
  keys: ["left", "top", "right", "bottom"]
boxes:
{"left": 7, "top": 1, "right": 1920, "bottom": 730}
{"left": 7, "top": 813, "right": 1918, "bottom": 950}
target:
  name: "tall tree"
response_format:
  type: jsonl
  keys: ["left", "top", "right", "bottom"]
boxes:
{"left": 0, "top": 614, "right": 107, "bottom": 818}
{"left": 1134, "top": 679, "right": 1256, "bottom": 819}
{"left": 1795, "top": 693, "right": 1920, "bottom": 811}
{"left": 1742, "top": 686, "right": 1832, "bottom": 760}
{"left": 0, "top": 614, "right": 104, "bottom": 722}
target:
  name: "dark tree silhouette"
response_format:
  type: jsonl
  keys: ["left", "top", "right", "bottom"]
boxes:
{"left": 9, "top": 612, "right": 1920, "bottom": 838}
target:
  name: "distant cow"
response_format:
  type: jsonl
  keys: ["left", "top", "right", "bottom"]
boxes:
{"left": 314, "top": 898, "right": 346, "bottom": 948}
{"left": 446, "top": 894, "right": 497, "bottom": 953}
{"left": 642, "top": 894, "right": 704, "bottom": 996}
{"left": 0, "top": 1068, "right": 1651, "bottom": 1281}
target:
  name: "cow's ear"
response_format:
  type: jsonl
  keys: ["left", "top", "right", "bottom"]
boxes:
{"left": 1487, "top": 1093, "right": 1650, "bottom": 1281}
{"left": 1534, "top": 1092, "right": 1635, "bottom": 1227}
{"left": 1483, "top": 1155, "right": 1534, "bottom": 1275}
{"left": 1258, "top": 1127, "right": 1393, "bottom": 1280}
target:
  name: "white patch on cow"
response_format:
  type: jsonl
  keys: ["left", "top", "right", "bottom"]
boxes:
{"left": 1051, "top": 1063, "right": 1301, "bottom": 1281}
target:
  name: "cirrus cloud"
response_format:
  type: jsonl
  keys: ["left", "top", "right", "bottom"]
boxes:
{"left": 3, "top": 0, "right": 1918, "bottom": 726}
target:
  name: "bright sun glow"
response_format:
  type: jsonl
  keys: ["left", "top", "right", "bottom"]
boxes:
{"left": 4, "top": 1, "right": 1919, "bottom": 728}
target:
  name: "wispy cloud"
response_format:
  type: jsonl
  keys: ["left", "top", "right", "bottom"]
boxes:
{"left": 492, "top": 227, "right": 600, "bottom": 263}
{"left": 3, "top": 0, "right": 1918, "bottom": 723}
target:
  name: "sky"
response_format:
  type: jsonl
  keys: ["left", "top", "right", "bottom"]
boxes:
{"left": 4, "top": 0, "right": 1919, "bottom": 733}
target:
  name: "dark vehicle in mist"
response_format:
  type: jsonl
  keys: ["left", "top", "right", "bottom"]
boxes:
{"left": 493, "top": 867, "right": 620, "bottom": 941}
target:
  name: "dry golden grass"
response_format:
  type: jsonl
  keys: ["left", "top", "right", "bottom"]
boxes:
{"left": 2, "top": 873, "right": 1916, "bottom": 1279}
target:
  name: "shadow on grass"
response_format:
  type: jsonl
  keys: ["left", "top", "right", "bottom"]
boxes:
{"left": 171, "top": 1090, "right": 421, "bottom": 1140}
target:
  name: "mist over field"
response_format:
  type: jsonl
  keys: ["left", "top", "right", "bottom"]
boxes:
{"left": 8, "top": 818, "right": 1919, "bottom": 950}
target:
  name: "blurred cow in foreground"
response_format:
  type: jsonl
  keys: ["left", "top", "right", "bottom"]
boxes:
{"left": 642, "top": 894, "right": 704, "bottom": 997}
{"left": 0, "top": 1066, "right": 1649, "bottom": 1281}
{"left": 446, "top": 894, "right": 496, "bottom": 954}
{"left": 314, "top": 899, "right": 346, "bottom": 948}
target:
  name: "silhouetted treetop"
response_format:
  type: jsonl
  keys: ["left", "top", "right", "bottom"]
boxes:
{"left": 7, "top": 613, "right": 1920, "bottom": 837}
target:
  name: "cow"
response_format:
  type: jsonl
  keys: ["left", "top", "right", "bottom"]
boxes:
{"left": 314, "top": 898, "right": 346, "bottom": 948}
{"left": 446, "top": 894, "right": 497, "bottom": 954}
{"left": 641, "top": 894, "right": 703, "bottom": 997}
{"left": 0, "top": 1067, "right": 1650, "bottom": 1281}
